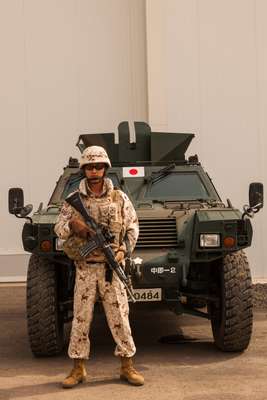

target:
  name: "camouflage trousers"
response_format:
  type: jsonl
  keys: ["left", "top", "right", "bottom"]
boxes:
{"left": 68, "top": 261, "right": 136, "bottom": 359}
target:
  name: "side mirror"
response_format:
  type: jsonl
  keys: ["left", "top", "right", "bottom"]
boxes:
{"left": 8, "top": 188, "right": 24, "bottom": 214}
{"left": 249, "top": 182, "right": 264, "bottom": 210}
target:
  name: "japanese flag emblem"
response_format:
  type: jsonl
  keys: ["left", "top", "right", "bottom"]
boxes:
{"left": 123, "top": 166, "right": 145, "bottom": 177}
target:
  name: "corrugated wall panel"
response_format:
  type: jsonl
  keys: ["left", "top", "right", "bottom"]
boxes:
{"left": 146, "top": 0, "right": 266, "bottom": 279}
{"left": 0, "top": 0, "right": 147, "bottom": 280}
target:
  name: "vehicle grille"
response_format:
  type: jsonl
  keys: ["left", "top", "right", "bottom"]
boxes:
{"left": 136, "top": 218, "right": 177, "bottom": 248}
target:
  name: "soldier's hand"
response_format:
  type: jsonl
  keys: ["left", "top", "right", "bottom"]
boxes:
{"left": 111, "top": 244, "right": 126, "bottom": 264}
{"left": 115, "top": 250, "right": 125, "bottom": 264}
{"left": 69, "top": 218, "right": 91, "bottom": 239}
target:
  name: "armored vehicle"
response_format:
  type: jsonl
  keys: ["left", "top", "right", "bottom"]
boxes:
{"left": 9, "top": 121, "right": 263, "bottom": 357}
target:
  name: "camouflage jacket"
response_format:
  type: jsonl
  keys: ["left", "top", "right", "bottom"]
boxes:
{"left": 54, "top": 177, "right": 139, "bottom": 261}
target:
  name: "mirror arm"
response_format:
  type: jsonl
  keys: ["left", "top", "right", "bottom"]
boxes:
{"left": 14, "top": 213, "right": 33, "bottom": 224}
{"left": 242, "top": 203, "right": 262, "bottom": 220}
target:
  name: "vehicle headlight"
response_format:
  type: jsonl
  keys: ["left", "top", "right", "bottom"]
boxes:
{"left": 55, "top": 238, "right": 65, "bottom": 251}
{"left": 199, "top": 234, "right": 220, "bottom": 248}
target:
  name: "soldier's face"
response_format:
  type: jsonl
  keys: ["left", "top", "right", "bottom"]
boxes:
{"left": 84, "top": 163, "right": 106, "bottom": 183}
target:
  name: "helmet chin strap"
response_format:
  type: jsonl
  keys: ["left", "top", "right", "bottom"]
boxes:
{"left": 86, "top": 176, "right": 105, "bottom": 194}
{"left": 87, "top": 176, "right": 103, "bottom": 183}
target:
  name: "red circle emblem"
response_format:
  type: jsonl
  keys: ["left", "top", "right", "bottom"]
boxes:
{"left": 129, "top": 168, "right": 138, "bottom": 175}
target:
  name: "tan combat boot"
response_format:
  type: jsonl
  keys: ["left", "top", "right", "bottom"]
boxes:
{"left": 62, "top": 359, "right": 87, "bottom": 389}
{"left": 120, "top": 357, "right": 144, "bottom": 386}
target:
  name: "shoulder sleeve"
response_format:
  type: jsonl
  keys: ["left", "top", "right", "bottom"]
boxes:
{"left": 119, "top": 191, "right": 139, "bottom": 252}
{"left": 54, "top": 201, "right": 74, "bottom": 240}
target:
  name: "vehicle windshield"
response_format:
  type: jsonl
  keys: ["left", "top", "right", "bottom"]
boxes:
{"left": 144, "top": 172, "right": 210, "bottom": 200}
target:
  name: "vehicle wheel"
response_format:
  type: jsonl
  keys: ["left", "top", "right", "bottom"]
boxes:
{"left": 26, "top": 254, "right": 64, "bottom": 356}
{"left": 210, "top": 250, "right": 253, "bottom": 352}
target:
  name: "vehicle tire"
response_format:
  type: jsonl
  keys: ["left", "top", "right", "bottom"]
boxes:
{"left": 210, "top": 250, "right": 253, "bottom": 352}
{"left": 26, "top": 254, "right": 64, "bottom": 357}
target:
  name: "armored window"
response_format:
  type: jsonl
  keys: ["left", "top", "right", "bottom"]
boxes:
{"left": 144, "top": 172, "right": 209, "bottom": 200}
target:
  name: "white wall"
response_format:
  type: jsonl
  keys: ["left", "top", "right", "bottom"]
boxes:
{"left": 0, "top": 0, "right": 147, "bottom": 280}
{"left": 146, "top": 0, "right": 267, "bottom": 279}
{"left": 2, "top": 0, "right": 267, "bottom": 281}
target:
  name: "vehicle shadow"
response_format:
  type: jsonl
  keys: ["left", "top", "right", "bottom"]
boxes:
{"left": 0, "top": 302, "right": 242, "bottom": 374}
{"left": 1, "top": 287, "right": 255, "bottom": 399}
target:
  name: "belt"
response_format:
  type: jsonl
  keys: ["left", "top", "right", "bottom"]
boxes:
{"left": 85, "top": 262, "right": 105, "bottom": 268}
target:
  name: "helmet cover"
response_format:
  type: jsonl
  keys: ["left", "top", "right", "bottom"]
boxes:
{"left": 79, "top": 145, "right": 111, "bottom": 168}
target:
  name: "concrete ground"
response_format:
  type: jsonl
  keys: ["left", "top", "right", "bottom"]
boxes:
{"left": 1, "top": 284, "right": 267, "bottom": 400}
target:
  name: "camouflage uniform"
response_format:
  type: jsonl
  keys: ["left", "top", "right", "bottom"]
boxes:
{"left": 54, "top": 177, "right": 138, "bottom": 359}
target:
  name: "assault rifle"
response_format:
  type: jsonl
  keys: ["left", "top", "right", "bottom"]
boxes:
{"left": 65, "top": 192, "right": 136, "bottom": 303}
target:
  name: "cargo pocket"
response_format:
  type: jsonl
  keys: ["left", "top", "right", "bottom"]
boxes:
{"left": 99, "top": 204, "right": 110, "bottom": 225}
{"left": 109, "top": 221, "right": 122, "bottom": 244}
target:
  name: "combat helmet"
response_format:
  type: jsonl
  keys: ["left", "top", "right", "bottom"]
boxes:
{"left": 79, "top": 145, "right": 111, "bottom": 169}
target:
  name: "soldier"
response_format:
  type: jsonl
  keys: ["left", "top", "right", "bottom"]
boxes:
{"left": 54, "top": 145, "right": 144, "bottom": 388}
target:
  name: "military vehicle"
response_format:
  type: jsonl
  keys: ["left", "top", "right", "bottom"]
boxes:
{"left": 8, "top": 121, "right": 263, "bottom": 357}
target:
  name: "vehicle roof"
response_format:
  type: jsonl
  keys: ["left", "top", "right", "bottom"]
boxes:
{"left": 76, "top": 121, "right": 195, "bottom": 165}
